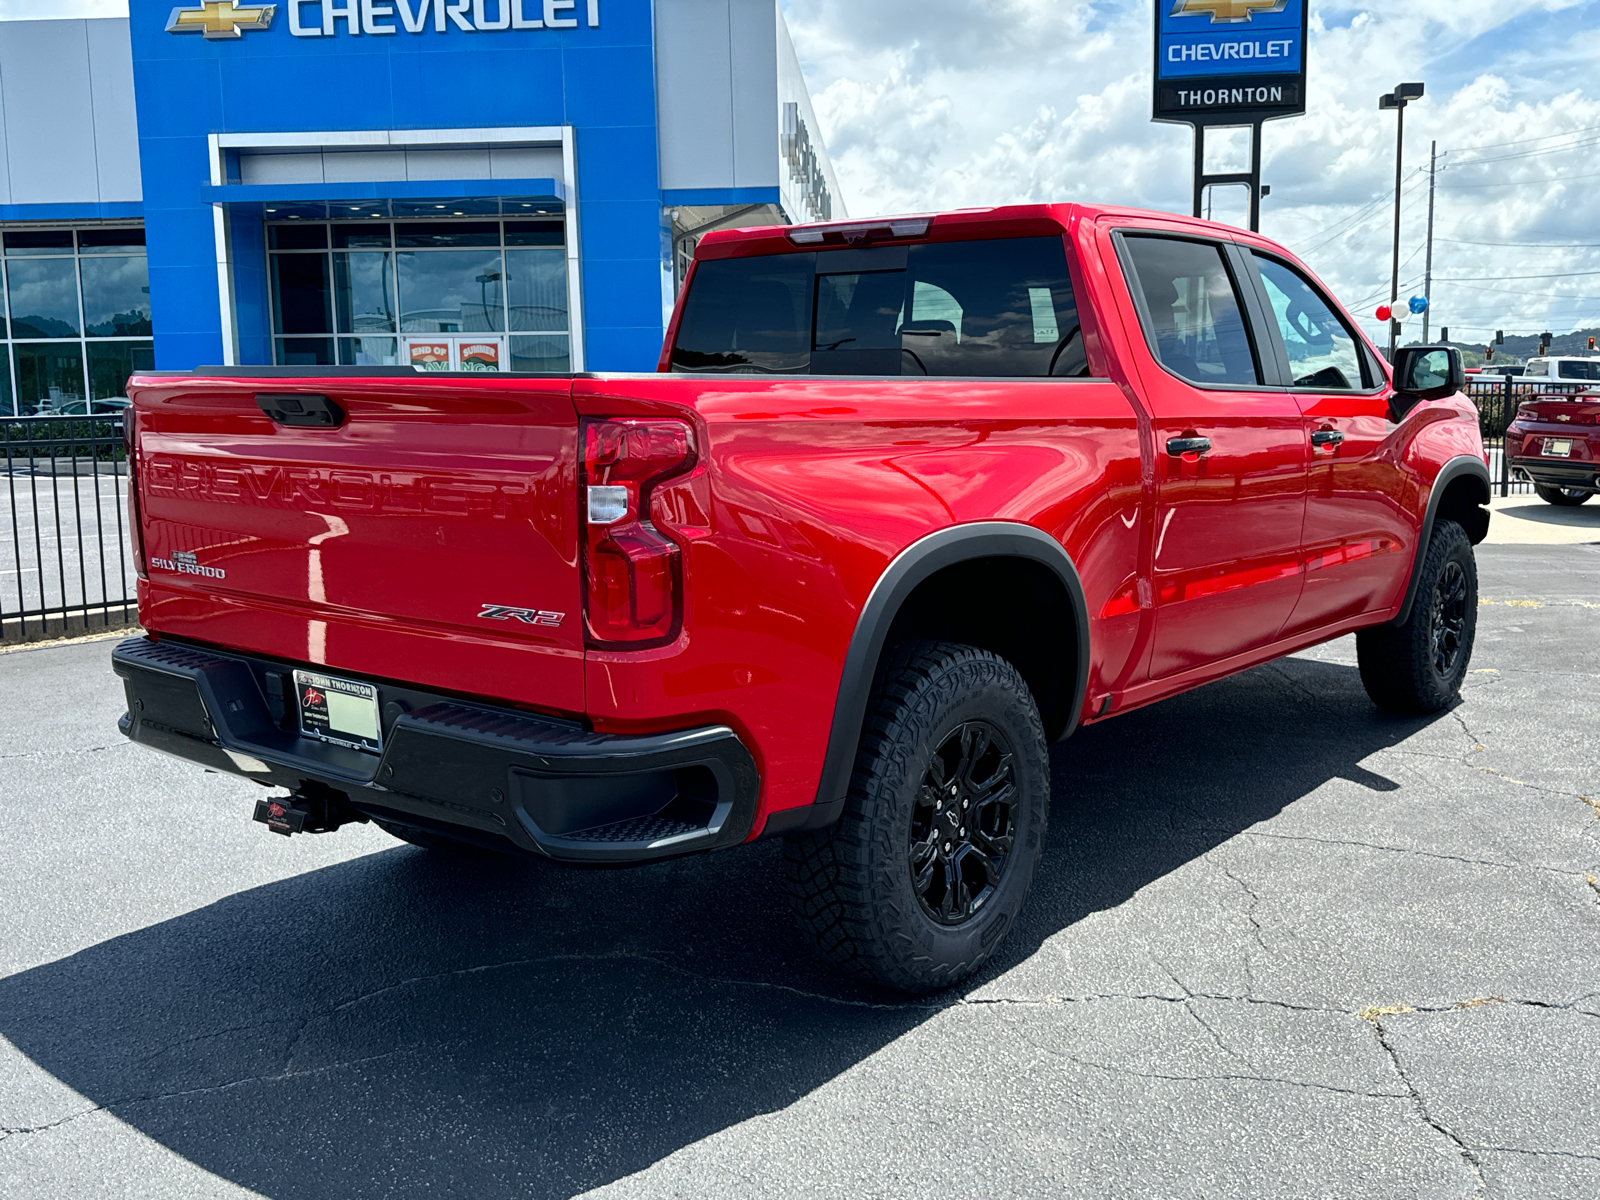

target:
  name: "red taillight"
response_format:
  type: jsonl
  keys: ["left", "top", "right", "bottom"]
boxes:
{"left": 123, "top": 409, "right": 148, "bottom": 580}
{"left": 581, "top": 418, "right": 696, "bottom": 647}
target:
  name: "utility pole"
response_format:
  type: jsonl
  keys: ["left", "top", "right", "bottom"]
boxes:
{"left": 1380, "top": 82, "right": 1425, "bottom": 359}
{"left": 1422, "top": 140, "right": 1438, "bottom": 344}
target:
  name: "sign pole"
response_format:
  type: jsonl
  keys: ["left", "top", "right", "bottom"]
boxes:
{"left": 1155, "top": 0, "right": 1308, "bottom": 233}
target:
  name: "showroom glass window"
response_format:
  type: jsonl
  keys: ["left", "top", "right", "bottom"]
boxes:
{"left": 267, "top": 217, "right": 570, "bottom": 371}
{"left": 0, "top": 227, "right": 153, "bottom": 416}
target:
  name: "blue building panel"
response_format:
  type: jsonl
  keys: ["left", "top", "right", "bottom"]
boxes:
{"left": 127, "top": 0, "right": 667, "bottom": 371}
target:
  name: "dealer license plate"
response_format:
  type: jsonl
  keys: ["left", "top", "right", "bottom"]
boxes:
{"left": 295, "top": 670, "right": 382, "bottom": 753}
{"left": 1543, "top": 438, "right": 1573, "bottom": 457}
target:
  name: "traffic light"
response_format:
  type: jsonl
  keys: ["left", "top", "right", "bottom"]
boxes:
{"left": 1590, "top": 336, "right": 1596, "bottom": 351}
{"left": 1494, "top": 330, "right": 1504, "bottom": 344}
{"left": 1440, "top": 327, "right": 1449, "bottom": 342}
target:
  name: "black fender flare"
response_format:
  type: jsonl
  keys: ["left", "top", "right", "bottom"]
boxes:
{"left": 766, "top": 523, "right": 1090, "bottom": 837}
{"left": 1391, "top": 455, "right": 1492, "bottom": 626}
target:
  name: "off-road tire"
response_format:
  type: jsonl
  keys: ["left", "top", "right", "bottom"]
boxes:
{"left": 784, "top": 641, "right": 1049, "bottom": 994}
{"left": 1533, "top": 483, "right": 1592, "bottom": 506}
{"left": 1356, "top": 518, "right": 1477, "bottom": 714}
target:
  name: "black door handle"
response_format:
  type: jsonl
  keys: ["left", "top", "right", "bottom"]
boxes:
{"left": 1166, "top": 436, "right": 1212, "bottom": 456}
{"left": 1311, "top": 429, "right": 1345, "bottom": 448}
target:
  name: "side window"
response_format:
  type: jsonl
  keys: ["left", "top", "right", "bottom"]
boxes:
{"left": 1559, "top": 360, "right": 1599, "bottom": 381}
{"left": 670, "top": 253, "right": 814, "bottom": 374}
{"left": 1252, "top": 255, "right": 1366, "bottom": 390}
{"left": 1122, "top": 236, "right": 1259, "bottom": 386}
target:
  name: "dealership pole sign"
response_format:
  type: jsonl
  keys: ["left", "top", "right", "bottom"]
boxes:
{"left": 1153, "top": 0, "right": 1307, "bottom": 229}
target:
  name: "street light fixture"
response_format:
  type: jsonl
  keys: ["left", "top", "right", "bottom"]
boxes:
{"left": 1380, "top": 82, "right": 1425, "bottom": 360}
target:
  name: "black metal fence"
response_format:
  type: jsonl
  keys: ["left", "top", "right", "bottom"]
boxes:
{"left": 1467, "top": 376, "right": 1594, "bottom": 498}
{"left": 2, "top": 414, "right": 135, "bottom": 643}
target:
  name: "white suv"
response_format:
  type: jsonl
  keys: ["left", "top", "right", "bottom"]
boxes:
{"left": 1521, "top": 356, "right": 1600, "bottom": 384}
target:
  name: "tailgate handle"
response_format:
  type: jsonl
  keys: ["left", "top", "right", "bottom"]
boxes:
{"left": 255, "top": 393, "right": 346, "bottom": 429}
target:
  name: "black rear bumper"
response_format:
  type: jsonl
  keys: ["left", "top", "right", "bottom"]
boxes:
{"left": 1511, "top": 456, "right": 1599, "bottom": 492}
{"left": 112, "top": 637, "right": 760, "bottom": 864}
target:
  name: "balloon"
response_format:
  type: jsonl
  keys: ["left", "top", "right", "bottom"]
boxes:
{"left": 1375, "top": 305, "right": 1392, "bottom": 321}
{"left": 1408, "top": 295, "right": 1429, "bottom": 314}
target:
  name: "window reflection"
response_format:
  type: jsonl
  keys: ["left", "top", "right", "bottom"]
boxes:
{"left": 0, "top": 225, "right": 152, "bottom": 413}
{"left": 510, "top": 335, "right": 570, "bottom": 373}
{"left": 269, "top": 219, "right": 570, "bottom": 367}
{"left": 334, "top": 252, "right": 395, "bottom": 333}
{"left": 81, "top": 257, "right": 152, "bottom": 337}
{"left": 15, "top": 343, "right": 85, "bottom": 412}
{"left": 507, "top": 249, "right": 567, "bottom": 332}
{"left": 88, "top": 340, "right": 155, "bottom": 401}
{"left": 8, "top": 258, "right": 81, "bottom": 339}
{"left": 398, "top": 250, "right": 505, "bottom": 333}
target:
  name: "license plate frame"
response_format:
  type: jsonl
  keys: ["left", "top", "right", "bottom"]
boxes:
{"left": 294, "top": 670, "right": 383, "bottom": 754}
{"left": 1544, "top": 438, "right": 1573, "bottom": 457}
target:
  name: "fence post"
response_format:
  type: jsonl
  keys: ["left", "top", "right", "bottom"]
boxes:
{"left": 1499, "top": 375, "right": 1513, "bottom": 497}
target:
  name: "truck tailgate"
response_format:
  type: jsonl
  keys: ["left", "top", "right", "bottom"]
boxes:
{"left": 129, "top": 373, "right": 584, "bottom": 716}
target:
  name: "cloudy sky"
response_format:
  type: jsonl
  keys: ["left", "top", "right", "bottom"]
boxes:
{"left": 779, "top": 0, "right": 1600, "bottom": 344}
{"left": 8, "top": 0, "right": 1598, "bottom": 343}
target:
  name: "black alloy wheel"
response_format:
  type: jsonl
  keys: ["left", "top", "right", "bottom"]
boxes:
{"left": 784, "top": 641, "right": 1050, "bottom": 993}
{"left": 909, "top": 721, "right": 1017, "bottom": 925}
{"left": 1356, "top": 517, "right": 1478, "bottom": 715}
{"left": 1430, "top": 560, "right": 1469, "bottom": 678}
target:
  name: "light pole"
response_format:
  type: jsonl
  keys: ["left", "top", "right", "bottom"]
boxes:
{"left": 1379, "top": 82, "right": 1425, "bottom": 359}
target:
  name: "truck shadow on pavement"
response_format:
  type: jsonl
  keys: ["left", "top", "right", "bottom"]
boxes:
{"left": 0, "top": 655, "right": 1439, "bottom": 1199}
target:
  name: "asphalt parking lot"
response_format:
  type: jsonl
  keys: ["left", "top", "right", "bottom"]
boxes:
{"left": 1, "top": 542, "right": 1596, "bottom": 1200}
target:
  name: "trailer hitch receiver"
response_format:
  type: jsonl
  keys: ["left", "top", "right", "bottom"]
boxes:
{"left": 252, "top": 782, "right": 369, "bottom": 837}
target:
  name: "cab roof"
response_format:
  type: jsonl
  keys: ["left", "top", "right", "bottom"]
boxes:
{"left": 692, "top": 203, "right": 1270, "bottom": 261}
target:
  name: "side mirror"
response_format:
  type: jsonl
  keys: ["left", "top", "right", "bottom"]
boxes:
{"left": 1392, "top": 345, "right": 1465, "bottom": 401}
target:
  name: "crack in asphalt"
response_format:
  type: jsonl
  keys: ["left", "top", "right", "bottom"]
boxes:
{"left": 1050, "top": 1051, "right": 1409, "bottom": 1103}
{"left": 1220, "top": 864, "right": 1270, "bottom": 955}
{"left": 1216, "top": 828, "right": 1582, "bottom": 877}
{"left": 0, "top": 744, "right": 120, "bottom": 761}
{"left": 1475, "top": 1145, "right": 1600, "bottom": 1163}
{"left": 1366, "top": 1015, "right": 1487, "bottom": 1197}
{"left": 0, "top": 1108, "right": 104, "bottom": 1139}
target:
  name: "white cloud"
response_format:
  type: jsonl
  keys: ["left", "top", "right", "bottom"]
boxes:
{"left": 782, "top": 0, "right": 1600, "bottom": 341}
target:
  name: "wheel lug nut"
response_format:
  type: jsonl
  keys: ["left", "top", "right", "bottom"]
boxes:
{"left": 962, "top": 799, "right": 969, "bottom": 810}
{"left": 944, "top": 842, "right": 952, "bottom": 852}
{"left": 960, "top": 827, "right": 966, "bottom": 836}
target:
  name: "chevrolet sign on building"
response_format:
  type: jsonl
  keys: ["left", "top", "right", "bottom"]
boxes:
{"left": 0, "top": 1, "right": 844, "bottom": 414}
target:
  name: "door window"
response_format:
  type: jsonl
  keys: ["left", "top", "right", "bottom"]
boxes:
{"left": 1252, "top": 255, "right": 1366, "bottom": 390}
{"left": 1122, "top": 236, "right": 1259, "bottom": 386}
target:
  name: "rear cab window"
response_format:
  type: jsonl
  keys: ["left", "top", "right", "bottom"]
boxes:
{"left": 671, "top": 236, "right": 1089, "bottom": 378}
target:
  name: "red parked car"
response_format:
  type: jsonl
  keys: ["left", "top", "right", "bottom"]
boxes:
{"left": 114, "top": 205, "right": 1490, "bottom": 991}
{"left": 1505, "top": 391, "right": 1600, "bottom": 505}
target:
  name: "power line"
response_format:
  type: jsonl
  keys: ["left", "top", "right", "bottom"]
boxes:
{"left": 1442, "top": 121, "right": 1600, "bottom": 154}
{"left": 1431, "top": 269, "right": 1600, "bottom": 281}
{"left": 1440, "top": 169, "right": 1600, "bottom": 189}
{"left": 1282, "top": 172, "right": 1427, "bottom": 257}
{"left": 1434, "top": 237, "right": 1600, "bottom": 249}
{"left": 1447, "top": 134, "right": 1600, "bottom": 168}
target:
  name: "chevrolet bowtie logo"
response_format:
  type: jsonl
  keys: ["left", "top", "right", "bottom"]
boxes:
{"left": 166, "top": 1, "right": 277, "bottom": 39}
{"left": 1170, "top": 0, "right": 1288, "bottom": 23}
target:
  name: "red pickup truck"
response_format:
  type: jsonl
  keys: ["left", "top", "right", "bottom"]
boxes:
{"left": 114, "top": 205, "right": 1490, "bottom": 992}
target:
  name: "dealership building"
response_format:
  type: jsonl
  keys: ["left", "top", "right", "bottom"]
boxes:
{"left": 0, "top": 0, "right": 843, "bottom": 413}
